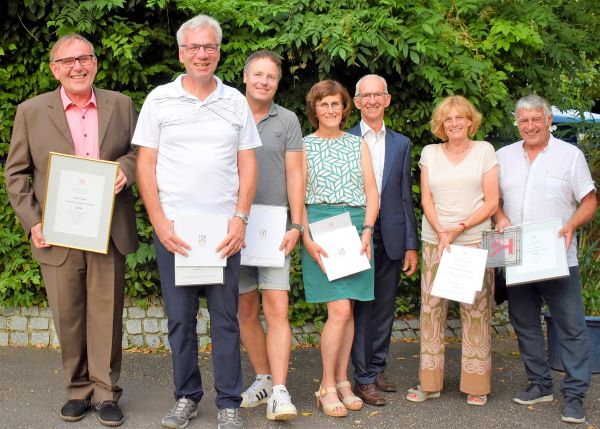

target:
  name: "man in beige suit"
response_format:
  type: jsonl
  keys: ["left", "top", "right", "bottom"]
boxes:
{"left": 4, "top": 34, "right": 138, "bottom": 427}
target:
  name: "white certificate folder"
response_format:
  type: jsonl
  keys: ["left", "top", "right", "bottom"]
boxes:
{"left": 241, "top": 204, "right": 287, "bottom": 267}
{"left": 506, "top": 218, "right": 569, "bottom": 286}
{"left": 309, "top": 212, "right": 371, "bottom": 282}
{"left": 431, "top": 245, "right": 488, "bottom": 305}
{"left": 173, "top": 214, "right": 228, "bottom": 286}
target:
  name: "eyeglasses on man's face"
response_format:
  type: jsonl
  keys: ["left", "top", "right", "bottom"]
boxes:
{"left": 316, "top": 101, "right": 343, "bottom": 111}
{"left": 53, "top": 54, "right": 95, "bottom": 68}
{"left": 180, "top": 44, "right": 220, "bottom": 55}
{"left": 354, "top": 92, "right": 389, "bottom": 101}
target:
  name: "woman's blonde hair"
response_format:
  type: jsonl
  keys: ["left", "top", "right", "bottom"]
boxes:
{"left": 431, "top": 95, "right": 482, "bottom": 141}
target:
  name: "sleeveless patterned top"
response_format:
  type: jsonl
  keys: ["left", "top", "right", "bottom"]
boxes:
{"left": 304, "top": 132, "right": 366, "bottom": 206}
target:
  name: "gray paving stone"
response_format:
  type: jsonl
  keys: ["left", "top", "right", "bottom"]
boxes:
{"left": 196, "top": 319, "right": 207, "bottom": 335}
{"left": 407, "top": 319, "right": 420, "bottom": 329}
{"left": 126, "top": 320, "right": 142, "bottom": 335}
{"left": 31, "top": 332, "right": 50, "bottom": 346}
{"left": 392, "top": 331, "right": 404, "bottom": 340}
{"left": 122, "top": 308, "right": 128, "bottom": 318}
{"left": 21, "top": 306, "right": 39, "bottom": 317}
{"left": 30, "top": 317, "right": 49, "bottom": 330}
{"left": 445, "top": 329, "right": 455, "bottom": 338}
{"left": 198, "top": 336, "right": 211, "bottom": 351}
{"left": 160, "top": 319, "right": 169, "bottom": 334}
{"left": 8, "top": 316, "right": 27, "bottom": 331}
{"left": 143, "top": 319, "right": 159, "bottom": 334}
{"left": 39, "top": 307, "right": 53, "bottom": 317}
{"left": 0, "top": 316, "right": 6, "bottom": 329}
{"left": 122, "top": 334, "right": 128, "bottom": 349}
{"left": 200, "top": 308, "right": 210, "bottom": 320}
{"left": 147, "top": 306, "right": 164, "bottom": 318}
{"left": 51, "top": 333, "right": 60, "bottom": 347}
{"left": 0, "top": 332, "right": 8, "bottom": 346}
{"left": 129, "top": 335, "right": 144, "bottom": 347}
{"left": 2, "top": 307, "right": 17, "bottom": 317}
{"left": 128, "top": 306, "right": 146, "bottom": 319}
{"left": 393, "top": 320, "right": 409, "bottom": 331}
{"left": 162, "top": 335, "right": 171, "bottom": 350}
{"left": 302, "top": 322, "right": 315, "bottom": 333}
{"left": 10, "top": 332, "right": 28, "bottom": 346}
{"left": 447, "top": 319, "right": 461, "bottom": 329}
{"left": 292, "top": 327, "right": 303, "bottom": 334}
{"left": 403, "top": 331, "right": 418, "bottom": 339}
{"left": 145, "top": 335, "right": 161, "bottom": 348}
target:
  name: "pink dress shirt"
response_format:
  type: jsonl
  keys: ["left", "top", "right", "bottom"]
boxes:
{"left": 60, "top": 86, "right": 99, "bottom": 159}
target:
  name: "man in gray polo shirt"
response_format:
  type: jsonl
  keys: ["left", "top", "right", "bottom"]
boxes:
{"left": 237, "top": 50, "right": 304, "bottom": 421}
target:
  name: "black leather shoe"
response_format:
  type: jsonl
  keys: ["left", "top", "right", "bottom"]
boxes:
{"left": 60, "top": 399, "right": 91, "bottom": 422}
{"left": 97, "top": 401, "right": 124, "bottom": 427}
{"left": 375, "top": 373, "right": 398, "bottom": 392}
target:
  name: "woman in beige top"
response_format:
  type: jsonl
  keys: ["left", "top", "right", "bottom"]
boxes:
{"left": 406, "top": 95, "right": 499, "bottom": 406}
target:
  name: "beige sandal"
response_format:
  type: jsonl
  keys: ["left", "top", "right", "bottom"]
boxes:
{"left": 406, "top": 385, "right": 441, "bottom": 402}
{"left": 335, "top": 381, "right": 363, "bottom": 411}
{"left": 315, "top": 387, "right": 348, "bottom": 417}
{"left": 467, "top": 394, "right": 487, "bottom": 406}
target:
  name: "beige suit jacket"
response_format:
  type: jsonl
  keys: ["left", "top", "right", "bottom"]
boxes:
{"left": 5, "top": 87, "right": 139, "bottom": 265}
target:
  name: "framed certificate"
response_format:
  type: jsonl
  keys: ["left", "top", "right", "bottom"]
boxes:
{"left": 506, "top": 218, "right": 569, "bottom": 285}
{"left": 482, "top": 227, "right": 522, "bottom": 267}
{"left": 42, "top": 152, "right": 118, "bottom": 254}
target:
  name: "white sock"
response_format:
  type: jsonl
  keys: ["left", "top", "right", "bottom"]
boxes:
{"left": 257, "top": 374, "right": 272, "bottom": 381}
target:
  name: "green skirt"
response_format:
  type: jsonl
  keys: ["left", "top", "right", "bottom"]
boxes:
{"left": 301, "top": 204, "right": 375, "bottom": 303}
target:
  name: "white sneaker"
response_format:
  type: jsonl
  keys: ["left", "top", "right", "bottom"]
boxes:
{"left": 240, "top": 375, "right": 272, "bottom": 408}
{"left": 266, "top": 387, "right": 297, "bottom": 421}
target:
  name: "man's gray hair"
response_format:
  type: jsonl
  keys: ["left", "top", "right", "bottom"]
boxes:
{"left": 355, "top": 74, "right": 388, "bottom": 96}
{"left": 176, "top": 14, "right": 222, "bottom": 45}
{"left": 515, "top": 95, "right": 552, "bottom": 120}
{"left": 50, "top": 34, "right": 95, "bottom": 62}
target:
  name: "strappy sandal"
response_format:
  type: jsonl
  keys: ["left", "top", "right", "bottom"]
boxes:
{"left": 406, "top": 385, "right": 441, "bottom": 402}
{"left": 335, "top": 381, "right": 363, "bottom": 411}
{"left": 467, "top": 394, "right": 487, "bottom": 406}
{"left": 315, "top": 387, "right": 348, "bottom": 417}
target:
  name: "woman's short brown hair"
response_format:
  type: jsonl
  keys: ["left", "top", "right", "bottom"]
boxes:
{"left": 430, "top": 95, "right": 482, "bottom": 141}
{"left": 305, "top": 80, "right": 352, "bottom": 129}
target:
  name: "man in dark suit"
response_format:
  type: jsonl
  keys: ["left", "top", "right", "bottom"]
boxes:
{"left": 5, "top": 34, "right": 138, "bottom": 426}
{"left": 348, "top": 74, "right": 419, "bottom": 406}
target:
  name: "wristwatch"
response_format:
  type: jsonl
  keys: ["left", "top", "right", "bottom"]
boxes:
{"left": 288, "top": 223, "right": 304, "bottom": 234}
{"left": 362, "top": 224, "right": 375, "bottom": 233}
{"left": 233, "top": 211, "right": 249, "bottom": 225}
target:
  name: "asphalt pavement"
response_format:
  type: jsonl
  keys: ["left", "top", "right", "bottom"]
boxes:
{"left": 0, "top": 337, "right": 598, "bottom": 429}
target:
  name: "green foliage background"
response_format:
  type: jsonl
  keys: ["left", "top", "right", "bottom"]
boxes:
{"left": 1, "top": 0, "right": 598, "bottom": 318}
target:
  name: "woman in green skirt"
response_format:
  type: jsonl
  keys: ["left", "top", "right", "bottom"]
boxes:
{"left": 300, "top": 80, "right": 379, "bottom": 417}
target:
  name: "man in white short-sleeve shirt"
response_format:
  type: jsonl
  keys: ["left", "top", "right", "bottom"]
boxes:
{"left": 495, "top": 95, "right": 596, "bottom": 425}
{"left": 134, "top": 14, "right": 261, "bottom": 429}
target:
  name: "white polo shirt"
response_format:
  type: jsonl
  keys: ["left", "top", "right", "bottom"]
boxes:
{"left": 496, "top": 136, "right": 595, "bottom": 266}
{"left": 133, "top": 75, "right": 262, "bottom": 218}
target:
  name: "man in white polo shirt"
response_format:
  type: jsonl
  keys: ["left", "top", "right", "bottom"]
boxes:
{"left": 495, "top": 95, "right": 596, "bottom": 424}
{"left": 134, "top": 14, "right": 261, "bottom": 429}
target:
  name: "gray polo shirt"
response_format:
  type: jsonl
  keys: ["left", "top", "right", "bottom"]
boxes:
{"left": 254, "top": 102, "right": 303, "bottom": 206}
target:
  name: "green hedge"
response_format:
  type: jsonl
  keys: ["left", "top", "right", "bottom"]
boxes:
{"left": 1, "top": 0, "right": 599, "bottom": 321}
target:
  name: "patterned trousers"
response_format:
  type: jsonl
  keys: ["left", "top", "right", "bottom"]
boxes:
{"left": 418, "top": 241, "right": 494, "bottom": 395}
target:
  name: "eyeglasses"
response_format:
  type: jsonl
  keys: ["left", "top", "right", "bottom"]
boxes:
{"left": 516, "top": 117, "right": 546, "bottom": 126}
{"left": 53, "top": 54, "right": 95, "bottom": 68}
{"left": 316, "top": 101, "right": 343, "bottom": 111}
{"left": 354, "top": 92, "right": 389, "bottom": 101}
{"left": 179, "top": 44, "right": 220, "bottom": 55}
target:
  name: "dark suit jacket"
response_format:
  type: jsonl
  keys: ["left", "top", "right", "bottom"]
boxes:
{"left": 348, "top": 124, "right": 418, "bottom": 260}
{"left": 5, "top": 87, "right": 139, "bottom": 265}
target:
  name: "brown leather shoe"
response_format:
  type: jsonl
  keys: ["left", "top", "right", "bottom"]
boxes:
{"left": 375, "top": 373, "right": 397, "bottom": 392}
{"left": 353, "top": 383, "right": 386, "bottom": 406}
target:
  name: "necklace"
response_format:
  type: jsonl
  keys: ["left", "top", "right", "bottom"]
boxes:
{"left": 444, "top": 142, "right": 471, "bottom": 155}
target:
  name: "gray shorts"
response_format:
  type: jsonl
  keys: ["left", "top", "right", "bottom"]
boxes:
{"left": 239, "top": 256, "right": 291, "bottom": 294}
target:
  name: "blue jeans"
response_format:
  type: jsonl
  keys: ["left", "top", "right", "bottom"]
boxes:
{"left": 507, "top": 266, "right": 591, "bottom": 399}
{"left": 155, "top": 234, "right": 243, "bottom": 409}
